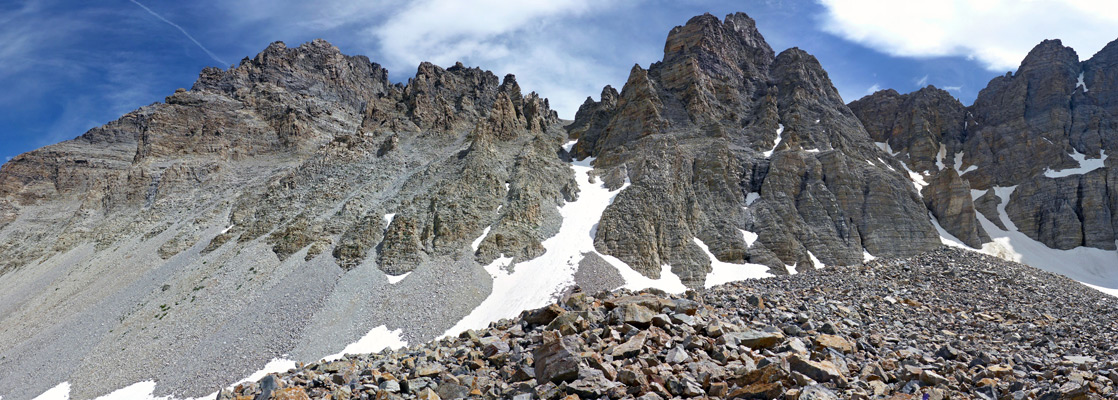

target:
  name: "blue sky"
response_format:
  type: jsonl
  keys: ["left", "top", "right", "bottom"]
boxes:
{"left": 3, "top": 0, "right": 1118, "bottom": 163}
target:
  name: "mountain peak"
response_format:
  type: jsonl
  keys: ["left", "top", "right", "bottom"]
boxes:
{"left": 1017, "top": 38, "right": 1079, "bottom": 76}
{"left": 662, "top": 12, "right": 774, "bottom": 78}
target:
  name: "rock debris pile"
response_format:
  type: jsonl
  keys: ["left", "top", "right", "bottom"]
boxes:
{"left": 219, "top": 248, "right": 1118, "bottom": 400}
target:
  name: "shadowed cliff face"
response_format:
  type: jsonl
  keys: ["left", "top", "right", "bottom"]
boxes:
{"left": 851, "top": 38, "right": 1118, "bottom": 252}
{"left": 568, "top": 13, "right": 941, "bottom": 286}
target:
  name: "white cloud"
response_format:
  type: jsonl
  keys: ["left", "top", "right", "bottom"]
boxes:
{"left": 0, "top": 0, "right": 90, "bottom": 79}
{"left": 942, "top": 85, "right": 962, "bottom": 92}
{"left": 215, "top": 0, "right": 646, "bottom": 118}
{"left": 864, "top": 83, "right": 881, "bottom": 95}
{"left": 818, "top": 0, "right": 1118, "bottom": 71}
{"left": 915, "top": 75, "right": 928, "bottom": 86}
{"left": 127, "top": 0, "right": 227, "bottom": 65}
{"left": 369, "top": 0, "right": 638, "bottom": 118}
{"left": 218, "top": 0, "right": 406, "bottom": 32}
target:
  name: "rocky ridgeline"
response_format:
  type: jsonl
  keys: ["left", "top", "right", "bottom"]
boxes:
{"left": 850, "top": 38, "right": 1118, "bottom": 252}
{"left": 219, "top": 248, "right": 1118, "bottom": 400}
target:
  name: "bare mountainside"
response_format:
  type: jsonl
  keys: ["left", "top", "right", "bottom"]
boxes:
{"left": 0, "top": 12, "right": 1116, "bottom": 400}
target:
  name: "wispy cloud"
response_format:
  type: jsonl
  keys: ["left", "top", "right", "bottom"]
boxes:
{"left": 0, "top": 1, "right": 88, "bottom": 80}
{"left": 942, "top": 85, "right": 962, "bottom": 92}
{"left": 864, "top": 83, "right": 881, "bottom": 95}
{"left": 915, "top": 75, "right": 928, "bottom": 86}
{"left": 128, "top": 0, "right": 227, "bottom": 65}
{"left": 818, "top": 0, "right": 1118, "bottom": 71}
{"left": 369, "top": 0, "right": 629, "bottom": 117}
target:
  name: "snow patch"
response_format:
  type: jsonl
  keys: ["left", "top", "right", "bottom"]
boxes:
{"left": 220, "top": 224, "right": 234, "bottom": 235}
{"left": 975, "top": 206, "right": 1118, "bottom": 297}
{"left": 1077, "top": 72, "right": 1088, "bottom": 92}
{"left": 763, "top": 124, "right": 784, "bottom": 158}
{"left": 806, "top": 251, "right": 825, "bottom": 269}
{"left": 383, "top": 213, "right": 396, "bottom": 226}
{"left": 234, "top": 358, "right": 298, "bottom": 387}
{"left": 740, "top": 229, "right": 758, "bottom": 248}
{"left": 862, "top": 250, "right": 876, "bottom": 262}
{"left": 804, "top": 148, "right": 821, "bottom": 153}
{"left": 386, "top": 272, "right": 411, "bottom": 284}
{"left": 785, "top": 263, "right": 798, "bottom": 275}
{"left": 953, "top": 152, "right": 976, "bottom": 174}
{"left": 1081, "top": 282, "right": 1118, "bottom": 297}
{"left": 929, "top": 212, "right": 972, "bottom": 249}
{"left": 322, "top": 326, "right": 407, "bottom": 362}
{"left": 906, "top": 166, "right": 929, "bottom": 194}
{"left": 935, "top": 145, "right": 947, "bottom": 170}
{"left": 93, "top": 381, "right": 168, "bottom": 400}
{"left": 877, "top": 158, "right": 896, "bottom": 172}
{"left": 562, "top": 139, "right": 578, "bottom": 153}
{"left": 443, "top": 153, "right": 686, "bottom": 337}
{"left": 1044, "top": 151, "right": 1107, "bottom": 178}
{"left": 32, "top": 383, "right": 70, "bottom": 400}
{"left": 931, "top": 187, "right": 1118, "bottom": 298}
{"left": 694, "top": 238, "right": 771, "bottom": 289}
{"left": 745, "top": 192, "right": 760, "bottom": 206}
{"left": 992, "top": 186, "right": 1019, "bottom": 231}
{"left": 33, "top": 381, "right": 213, "bottom": 400}
{"left": 36, "top": 324, "right": 403, "bottom": 399}
{"left": 615, "top": 262, "right": 688, "bottom": 293}
{"left": 875, "top": 141, "right": 899, "bottom": 156}
{"left": 471, "top": 226, "right": 492, "bottom": 251}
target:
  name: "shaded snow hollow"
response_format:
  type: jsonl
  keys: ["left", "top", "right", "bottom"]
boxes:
{"left": 925, "top": 186, "right": 1118, "bottom": 298}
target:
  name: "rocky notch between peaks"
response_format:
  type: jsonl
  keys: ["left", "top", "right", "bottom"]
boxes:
{"left": 217, "top": 248, "right": 1118, "bottom": 400}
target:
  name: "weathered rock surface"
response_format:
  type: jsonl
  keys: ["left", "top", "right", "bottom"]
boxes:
{"left": 850, "top": 38, "right": 1118, "bottom": 253}
{"left": 922, "top": 169, "right": 990, "bottom": 247}
{"left": 850, "top": 86, "right": 968, "bottom": 174}
{"left": 572, "top": 13, "right": 939, "bottom": 284}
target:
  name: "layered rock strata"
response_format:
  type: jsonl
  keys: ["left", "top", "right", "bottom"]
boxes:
{"left": 569, "top": 13, "right": 940, "bottom": 285}
{"left": 851, "top": 39, "right": 1118, "bottom": 252}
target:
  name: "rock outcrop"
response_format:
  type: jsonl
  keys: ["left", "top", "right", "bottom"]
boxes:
{"left": 850, "top": 38, "right": 1118, "bottom": 253}
{"left": 571, "top": 13, "right": 940, "bottom": 285}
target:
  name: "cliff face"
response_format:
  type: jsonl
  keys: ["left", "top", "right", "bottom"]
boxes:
{"left": 570, "top": 13, "right": 940, "bottom": 285}
{"left": 850, "top": 38, "right": 1118, "bottom": 252}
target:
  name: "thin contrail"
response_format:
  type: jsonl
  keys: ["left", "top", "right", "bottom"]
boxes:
{"left": 127, "top": 0, "right": 228, "bottom": 66}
